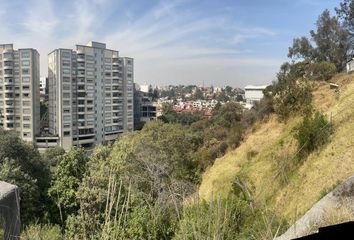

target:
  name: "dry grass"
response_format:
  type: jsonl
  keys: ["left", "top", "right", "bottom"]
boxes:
{"left": 306, "top": 199, "right": 354, "bottom": 235}
{"left": 199, "top": 73, "right": 354, "bottom": 225}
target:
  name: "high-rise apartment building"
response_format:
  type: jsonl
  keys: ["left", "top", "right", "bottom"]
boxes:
{"left": 48, "top": 41, "right": 134, "bottom": 150}
{"left": 0, "top": 44, "right": 40, "bottom": 142}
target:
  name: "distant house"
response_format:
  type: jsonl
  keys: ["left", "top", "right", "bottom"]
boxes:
{"left": 347, "top": 58, "right": 354, "bottom": 73}
{"left": 244, "top": 85, "right": 268, "bottom": 105}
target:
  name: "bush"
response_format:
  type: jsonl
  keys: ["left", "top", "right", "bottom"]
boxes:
{"left": 21, "top": 224, "right": 63, "bottom": 240}
{"left": 294, "top": 111, "right": 333, "bottom": 157}
{"left": 309, "top": 61, "right": 337, "bottom": 81}
{"left": 273, "top": 79, "right": 313, "bottom": 120}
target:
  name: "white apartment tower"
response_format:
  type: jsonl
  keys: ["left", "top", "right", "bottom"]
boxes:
{"left": 48, "top": 41, "right": 134, "bottom": 150}
{"left": 0, "top": 44, "right": 40, "bottom": 142}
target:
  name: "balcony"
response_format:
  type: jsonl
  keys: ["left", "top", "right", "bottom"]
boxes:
{"left": 77, "top": 54, "right": 85, "bottom": 62}
{"left": 3, "top": 61, "right": 13, "bottom": 69}
{"left": 4, "top": 86, "right": 13, "bottom": 93}
{"left": 2, "top": 55, "right": 13, "bottom": 61}
{"left": 4, "top": 94, "right": 14, "bottom": 100}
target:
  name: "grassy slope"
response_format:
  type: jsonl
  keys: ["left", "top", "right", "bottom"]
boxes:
{"left": 199, "top": 73, "right": 354, "bottom": 224}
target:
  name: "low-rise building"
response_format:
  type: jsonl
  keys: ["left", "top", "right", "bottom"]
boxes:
{"left": 244, "top": 85, "right": 268, "bottom": 105}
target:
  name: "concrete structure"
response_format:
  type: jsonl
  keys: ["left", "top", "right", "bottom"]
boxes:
{"left": 48, "top": 41, "right": 134, "bottom": 150}
{"left": 134, "top": 85, "right": 157, "bottom": 130}
{"left": 276, "top": 175, "right": 354, "bottom": 240}
{"left": 244, "top": 85, "right": 268, "bottom": 105}
{"left": 140, "top": 84, "right": 151, "bottom": 93}
{"left": 0, "top": 181, "right": 21, "bottom": 240}
{"left": 0, "top": 44, "right": 40, "bottom": 142}
{"left": 346, "top": 58, "right": 354, "bottom": 73}
{"left": 39, "top": 77, "right": 48, "bottom": 97}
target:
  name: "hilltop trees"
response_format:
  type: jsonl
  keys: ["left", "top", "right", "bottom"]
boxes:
{"left": 288, "top": 9, "right": 349, "bottom": 71}
{"left": 337, "top": 0, "right": 354, "bottom": 45}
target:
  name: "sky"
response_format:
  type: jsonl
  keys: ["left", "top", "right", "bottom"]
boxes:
{"left": 0, "top": 0, "right": 342, "bottom": 87}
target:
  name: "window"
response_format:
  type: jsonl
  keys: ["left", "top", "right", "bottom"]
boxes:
{"left": 23, "top": 93, "right": 30, "bottom": 98}
{"left": 64, "top": 131, "right": 71, "bottom": 136}
{"left": 22, "top": 77, "right": 30, "bottom": 82}
{"left": 23, "top": 109, "right": 31, "bottom": 114}
{"left": 63, "top": 60, "right": 71, "bottom": 66}
{"left": 23, "top": 101, "right": 30, "bottom": 106}
{"left": 63, "top": 93, "right": 70, "bottom": 98}
{"left": 64, "top": 123, "right": 71, "bottom": 128}
{"left": 21, "top": 60, "right": 30, "bottom": 66}
{"left": 23, "top": 132, "right": 31, "bottom": 137}
{"left": 21, "top": 51, "right": 30, "bottom": 58}
{"left": 4, "top": 69, "right": 13, "bottom": 75}
{"left": 23, "top": 124, "right": 31, "bottom": 129}
{"left": 22, "top": 68, "right": 30, "bottom": 75}
{"left": 3, "top": 53, "right": 12, "bottom": 59}
{"left": 62, "top": 52, "right": 71, "bottom": 58}
{"left": 63, "top": 77, "right": 70, "bottom": 82}
{"left": 63, "top": 69, "right": 71, "bottom": 74}
{"left": 22, "top": 86, "right": 30, "bottom": 91}
{"left": 63, "top": 116, "right": 71, "bottom": 121}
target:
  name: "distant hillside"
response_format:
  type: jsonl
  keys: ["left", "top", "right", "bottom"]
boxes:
{"left": 199, "top": 73, "right": 354, "bottom": 225}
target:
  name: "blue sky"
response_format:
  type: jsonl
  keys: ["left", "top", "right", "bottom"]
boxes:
{"left": 0, "top": 0, "right": 341, "bottom": 87}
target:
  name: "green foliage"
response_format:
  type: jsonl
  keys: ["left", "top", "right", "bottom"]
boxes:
{"left": 0, "top": 159, "right": 39, "bottom": 224}
{"left": 294, "top": 111, "right": 333, "bottom": 157}
{"left": 273, "top": 62, "right": 313, "bottom": 120}
{"left": 0, "top": 129, "right": 50, "bottom": 225}
{"left": 213, "top": 102, "right": 243, "bottom": 128}
{"left": 161, "top": 104, "right": 205, "bottom": 125}
{"left": 175, "top": 196, "right": 248, "bottom": 240}
{"left": 21, "top": 224, "right": 63, "bottom": 240}
{"left": 309, "top": 61, "right": 337, "bottom": 81}
{"left": 288, "top": 10, "right": 349, "bottom": 71}
{"left": 336, "top": 0, "right": 354, "bottom": 45}
{"left": 48, "top": 147, "right": 87, "bottom": 224}
{"left": 42, "top": 147, "right": 65, "bottom": 174}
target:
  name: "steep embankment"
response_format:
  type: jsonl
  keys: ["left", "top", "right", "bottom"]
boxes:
{"left": 199, "top": 73, "right": 354, "bottom": 224}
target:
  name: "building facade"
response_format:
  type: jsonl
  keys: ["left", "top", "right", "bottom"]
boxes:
{"left": 244, "top": 85, "right": 268, "bottom": 105}
{"left": 0, "top": 44, "right": 40, "bottom": 142}
{"left": 48, "top": 41, "right": 133, "bottom": 150}
{"left": 134, "top": 84, "right": 157, "bottom": 130}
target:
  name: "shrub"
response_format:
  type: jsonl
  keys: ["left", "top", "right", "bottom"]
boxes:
{"left": 273, "top": 79, "right": 313, "bottom": 120}
{"left": 294, "top": 111, "right": 333, "bottom": 157}
{"left": 21, "top": 224, "right": 63, "bottom": 240}
{"left": 309, "top": 61, "right": 337, "bottom": 81}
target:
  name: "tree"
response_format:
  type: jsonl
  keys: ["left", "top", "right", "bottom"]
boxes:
{"left": 336, "top": 0, "right": 354, "bottom": 45}
{"left": 273, "top": 62, "right": 313, "bottom": 120}
{"left": 213, "top": 102, "right": 243, "bottom": 128}
{"left": 48, "top": 147, "right": 87, "bottom": 225}
{"left": 288, "top": 36, "right": 315, "bottom": 60}
{"left": 0, "top": 129, "right": 50, "bottom": 225}
{"left": 288, "top": 10, "right": 349, "bottom": 71}
{"left": 311, "top": 10, "right": 349, "bottom": 70}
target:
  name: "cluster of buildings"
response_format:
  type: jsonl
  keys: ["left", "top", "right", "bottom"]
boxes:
{"left": 0, "top": 41, "right": 134, "bottom": 151}
{"left": 159, "top": 98, "right": 217, "bottom": 116}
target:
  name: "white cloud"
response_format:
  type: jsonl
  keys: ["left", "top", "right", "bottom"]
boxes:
{"left": 0, "top": 0, "right": 281, "bottom": 86}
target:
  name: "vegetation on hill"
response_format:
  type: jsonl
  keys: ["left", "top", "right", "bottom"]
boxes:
{"left": 199, "top": 73, "right": 354, "bottom": 226}
{"left": 2, "top": 1, "right": 354, "bottom": 239}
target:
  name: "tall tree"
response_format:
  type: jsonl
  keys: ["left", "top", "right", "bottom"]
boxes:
{"left": 288, "top": 10, "right": 349, "bottom": 70}
{"left": 311, "top": 9, "right": 349, "bottom": 70}
{"left": 336, "top": 0, "right": 354, "bottom": 44}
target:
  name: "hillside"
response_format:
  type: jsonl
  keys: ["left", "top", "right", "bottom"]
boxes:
{"left": 199, "top": 73, "right": 354, "bottom": 225}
